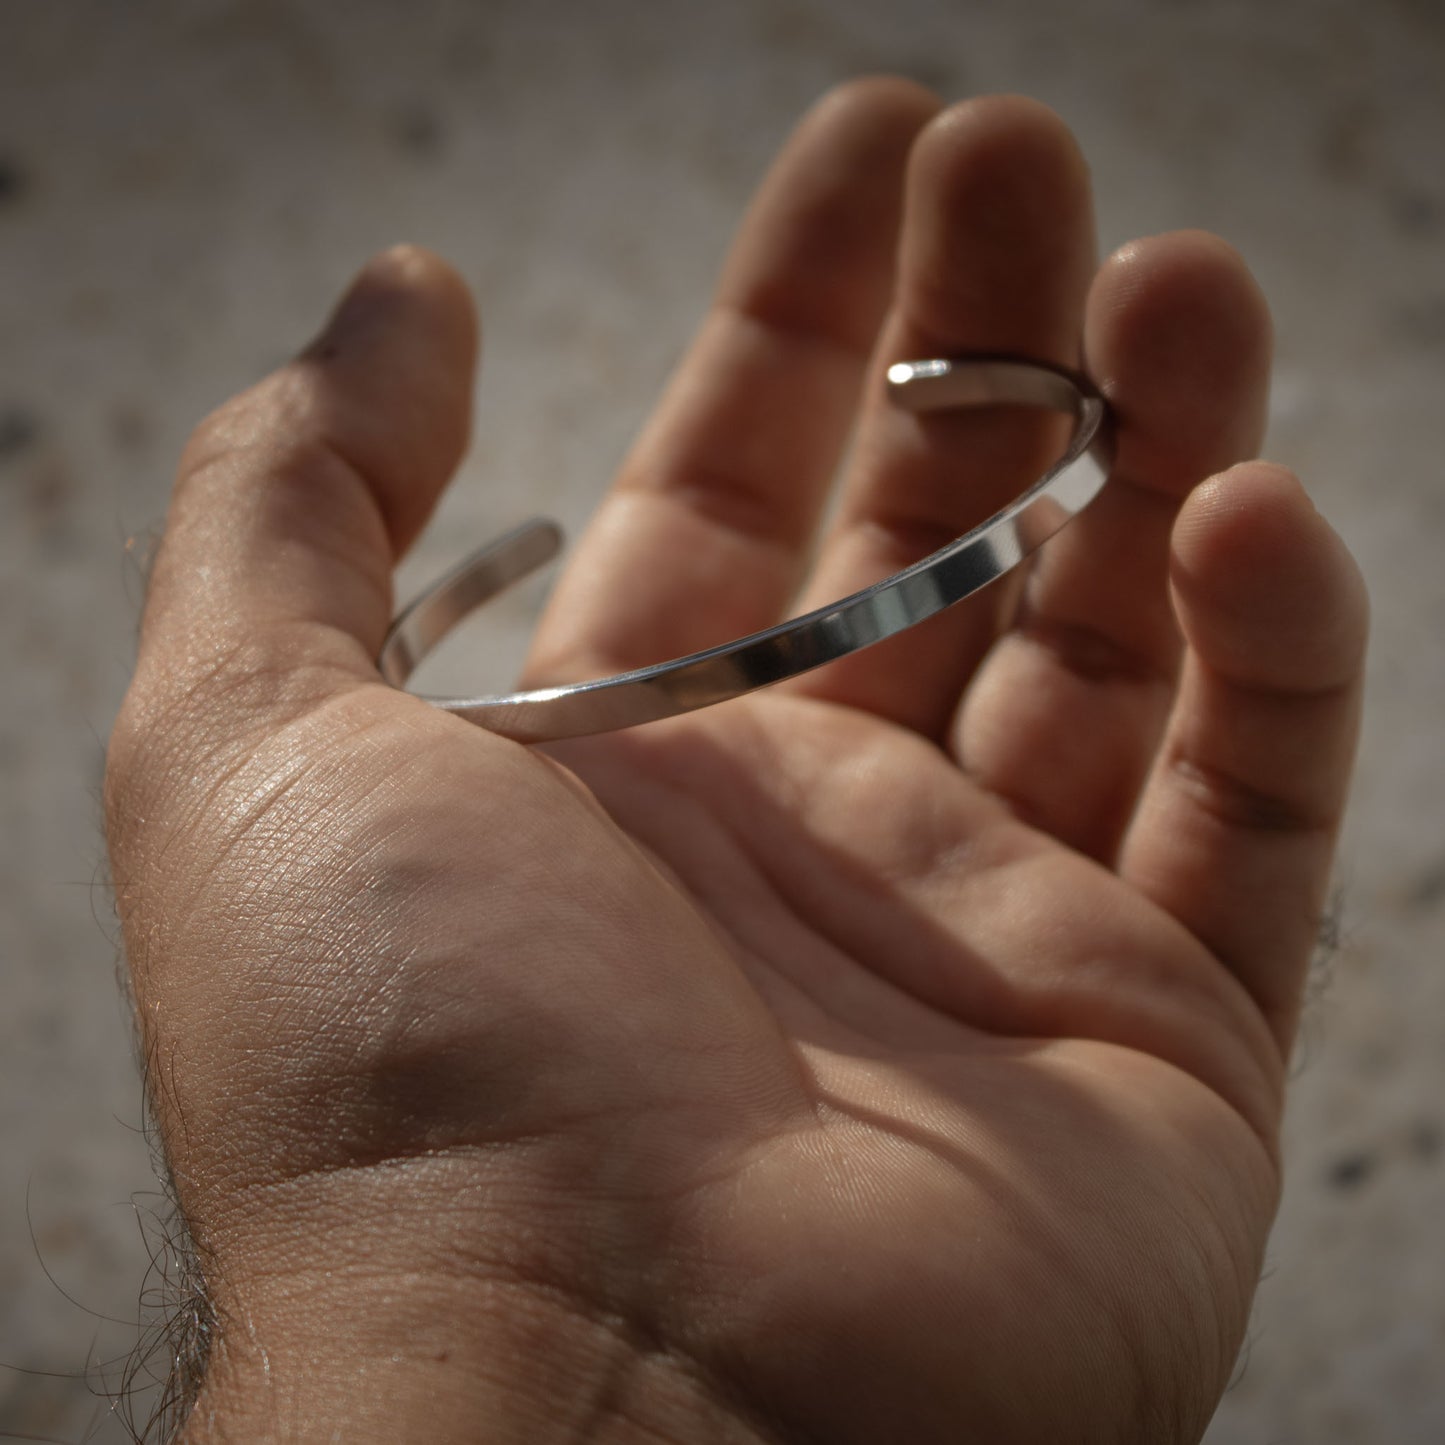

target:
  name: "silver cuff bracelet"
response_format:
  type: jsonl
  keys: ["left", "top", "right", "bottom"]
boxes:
{"left": 379, "top": 355, "right": 1113, "bottom": 743}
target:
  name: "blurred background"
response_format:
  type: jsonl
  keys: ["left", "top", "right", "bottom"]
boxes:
{"left": 1, "top": 1, "right": 1441, "bottom": 1439}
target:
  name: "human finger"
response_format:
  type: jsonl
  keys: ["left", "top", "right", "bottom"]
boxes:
{"left": 788, "top": 95, "right": 1096, "bottom": 736}
{"left": 524, "top": 78, "right": 938, "bottom": 684}
{"left": 133, "top": 246, "right": 477, "bottom": 707}
{"left": 1119, "top": 463, "right": 1368, "bottom": 1050}
{"left": 954, "top": 233, "right": 1273, "bottom": 857}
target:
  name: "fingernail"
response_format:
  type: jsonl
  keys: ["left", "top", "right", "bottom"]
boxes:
{"left": 304, "top": 245, "right": 419, "bottom": 360}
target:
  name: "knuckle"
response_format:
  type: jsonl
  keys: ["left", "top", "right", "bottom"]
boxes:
{"left": 1016, "top": 610, "right": 1171, "bottom": 688}
{"left": 178, "top": 371, "right": 298, "bottom": 480}
{"left": 1170, "top": 752, "right": 1333, "bottom": 836}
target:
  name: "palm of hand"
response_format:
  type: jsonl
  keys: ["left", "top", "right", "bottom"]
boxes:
{"left": 545, "top": 697, "right": 1279, "bottom": 1442}
{"left": 192, "top": 681, "right": 1278, "bottom": 1443}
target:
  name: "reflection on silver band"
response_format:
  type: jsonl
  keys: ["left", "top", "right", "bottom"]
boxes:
{"left": 379, "top": 355, "right": 1114, "bottom": 743}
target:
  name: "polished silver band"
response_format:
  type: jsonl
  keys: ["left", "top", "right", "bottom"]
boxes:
{"left": 379, "top": 355, "right": 1113, "bottom": 743}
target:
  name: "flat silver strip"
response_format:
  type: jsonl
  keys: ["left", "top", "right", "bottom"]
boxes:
{"left": 379, "top": 356, "right": 1113, "bottom": 743}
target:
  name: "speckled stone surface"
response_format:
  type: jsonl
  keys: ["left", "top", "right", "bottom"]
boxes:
{"left": 1, "top": 2, "right": 1441, "bottom": 1440}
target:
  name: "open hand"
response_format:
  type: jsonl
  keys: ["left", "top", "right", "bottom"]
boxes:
{"left": 106, "top": 81, "right": 1367, "bottom": 1444}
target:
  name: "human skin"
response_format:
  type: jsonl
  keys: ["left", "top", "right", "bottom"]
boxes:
{"left": 105, "top": 81, "right": 1368, "bottom": 1443}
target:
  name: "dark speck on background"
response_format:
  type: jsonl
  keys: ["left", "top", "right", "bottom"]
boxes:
{"left": 392, "top": 103, "right": 445, "bottom": 158}
{"left": 1317, "top": 101, "right": 1376, "bottom": 183}
{"left": 25, "top": 453, "right": 78, "bottom": 551}
{"left": 1390, "top": 187, "right": 1444, "bottom": 238}
{"left": 1408, "top": 1119, "right": 1442, "bottom": 1164}
{"left": 0, "top": 406, "right": 40, "bottom": 459}
{"left": 108, "top": 400, "right": 156, "bottom": 455}
{"left": 1325, "top": 1153, "right": 1377, "bottom": 1193}
{"left": 1401, "top": 854, "right": 1445, "bottom": 911}
{"left": 0, "top": 155, "right": 26, "bottom": 206}
{"left": 1389, "top": 296, "right": 1445, "bottom": 352}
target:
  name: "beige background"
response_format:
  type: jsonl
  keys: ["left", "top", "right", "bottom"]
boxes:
{"left": 1, "top": 2, "right": 1441, "bottom": 1440}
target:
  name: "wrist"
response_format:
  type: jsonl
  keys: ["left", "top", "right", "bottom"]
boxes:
{"left": 180, "top": 1270, "right": 645, "bottom": 1444}
{"left": 169, "top": 1158, "right": 773, "bottom": 1445}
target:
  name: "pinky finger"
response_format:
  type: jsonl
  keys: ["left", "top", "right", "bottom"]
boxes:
{"left": 1120, "top": 463, "right": 1368, "bottom": 1052}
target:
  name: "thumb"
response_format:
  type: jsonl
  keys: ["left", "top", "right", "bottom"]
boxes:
{"left": 137, "top": 245, "right": 477, "bottom": 687}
